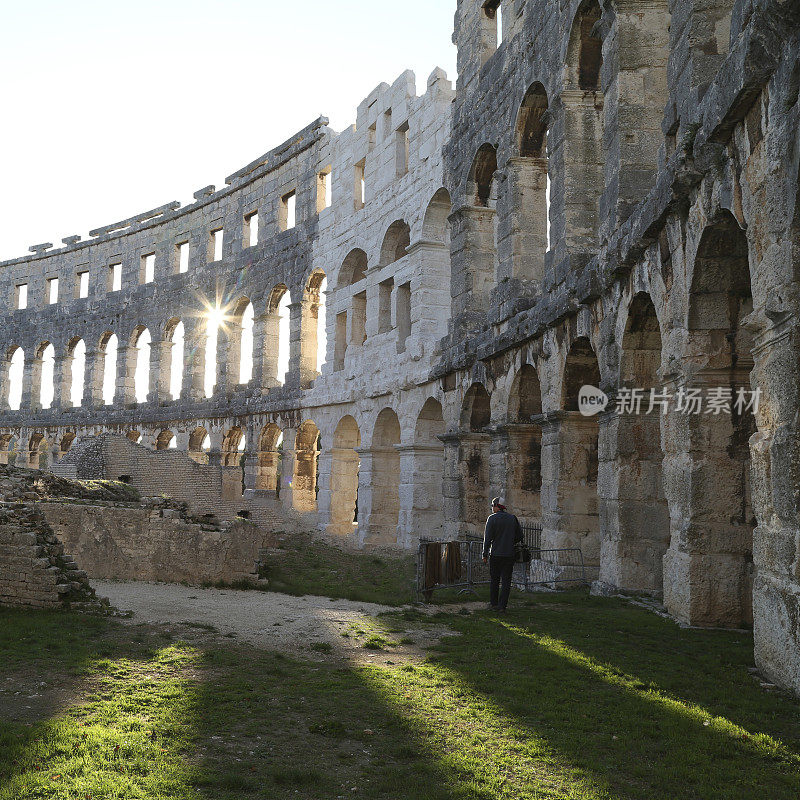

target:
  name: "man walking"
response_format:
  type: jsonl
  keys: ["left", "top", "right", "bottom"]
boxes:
{"left": 482, "top": 497, "right": 523, "bottom": 613}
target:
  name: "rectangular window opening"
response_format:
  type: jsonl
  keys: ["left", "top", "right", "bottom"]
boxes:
{"left": 281, "top": 192, "right": 297, "bottom": 231}
{"left": 397, "top": 282, "right": 412, "bottom": 353}
{"left": 210, "top": 228, "right": 224, "bottom": 262}
{"left": 334, "top": 311, "right": 347, "bottom": 371}
{"left": 378, "top": 278, "right": 394, "bottom": 333}
{"left": 317, "top": 170, "right": 332, "bottom": 213}
{"left": 354, "top": 159, "right": 366, "bottom": 211}
{"left": 16, "top": 284, "right": 28, "bottom": 310}
{"left": 176, "top": 242, "right": 190, "bottom": 273}
{"left": 383, "top": 108, "right": 393, "bottom": 140}
{"left": 368, "top": 123, "right": 377, "bottom": 152}
{"left": 109, "top": 263, "right": 122, "bottom": 292}
{"left": 484, "top": 0, "right": 502, "bottom": 48}
{"left": 47, "top": 277, "right": 59, "bottom": 305}
{"left": 77, "top": 271, "right": 89, "bottom": 299}
{"left": 142, "top": 253, "right": 156, "bottom": 284}
{"left": 395, "top": 122, "right": 409, "bottom": 178}
{"left": 244, "top": 212, "right": 259, "bottom": 248}
{"left": 351, "top": 292, "right": 367, "bottom": 345}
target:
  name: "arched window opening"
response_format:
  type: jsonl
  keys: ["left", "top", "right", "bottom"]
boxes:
{"left": 294, "top": 420, "right": 321, "bottom": 512}
{"left": 101, "top": 333, "right": 118, "bottom": 406}
{"left": 460, "top": 384, "right": 492, "bottom": 536}
{"left": 469, "top": 144, "right": 498, "bottom": 208}
{"left": 222, "top": 426, "right": 246, "bottom": 467}
{"left": 413, "top": 398, "right": 446, "bottom": 539}
{"left": 422, "top": 188, "right": 452, "bottom": 245}
{"left": 189, "top": 427, "right": 211, "bottom": 464}
{"left": 576, "top": 0, "right": 602, "bottom": 91}
{"left": 60, "top": 432, "right": 76, "bottom": 456}
{"left": 169, "top": 321, "right": 185, "bottom": 400}
{"left": 69, "top": 339, "right": 86, "bottom": 408}
{"left": 256, "top": 423, "right": 282, "bottom": 494}
{"left": 338, "top": 249, "right": 368, "bottom": 288}
{"left": 506, "top": 365, "right": 543, "bottom": 521}
{"left": 127, "top": 430, "right": 142, "bottom": 444}
{"left": 155, "top": 430, "right": 175, "bottom": 450}
{"left": 39, "top": 343, "right": 55, "bottom": 409}
{"left": 8, "top": 347, "right": 24, "bottom": 410}
{"left": 239, "top": 302, "right": 255, "bottom": 384}
{"left": 330, "top": 415, "right": 361, "bottom": 535}
{"left": 379, "top": 221, "right": 411, "bottom": 266}
{"left": 302, "top": 271, "right": 327, "bottom": 377}
{"left": 133, "top": 328, "right": 151, "bottom": 404}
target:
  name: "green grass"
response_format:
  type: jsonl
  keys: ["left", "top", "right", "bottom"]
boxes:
{"left": 0, "top": 592, "right": 798, "bottom": 799}
{"left": 257, "top": 533, "right": 415, "bottom": 605}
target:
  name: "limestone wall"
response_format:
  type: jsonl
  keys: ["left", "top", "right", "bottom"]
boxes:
{"left": 40, "top": 502, "right": 275, "bottom": 586}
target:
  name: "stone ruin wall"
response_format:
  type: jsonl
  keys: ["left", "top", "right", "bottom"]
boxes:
{"left": 0, "top": 0, "right": 799, "bottom": 695}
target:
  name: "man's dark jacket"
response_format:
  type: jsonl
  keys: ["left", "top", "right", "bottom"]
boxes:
{"left": 482, "top": 510, "right": 523, "bottom": 559}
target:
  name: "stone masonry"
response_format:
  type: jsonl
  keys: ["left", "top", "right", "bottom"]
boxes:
{"left": 1, "top": 1, "right": 799, "bottom": 695}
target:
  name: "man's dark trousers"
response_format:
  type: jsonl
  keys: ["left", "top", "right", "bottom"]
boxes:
{"left": 489, "top": 555, "right": 515, "bottom": 610}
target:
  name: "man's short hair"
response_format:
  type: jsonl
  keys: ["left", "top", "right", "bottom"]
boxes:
{"left": 491, "top": 496, "right": 506, "bottom": 510}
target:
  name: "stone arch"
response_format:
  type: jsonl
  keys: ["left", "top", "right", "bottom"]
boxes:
{"left": 462, "top": 383, "right": 491, "bottom": 431}
{"left": 256, "top": 423, "right": 282, "bottom": 494}
{"left": 188, "top": 426, "right": 211, "bottom": 464}
{"left": 127, "top": 430, "right": 142, "bottom": 444}
{"left": 221, "top": 426, "right": 246, "bottom": 467}
{"left": 155, "top": 429, "right": 175, "bottom": 450}
{"left": 227, "top": 297, "right": 255, "bottom": 386}
{"left": 293, "top": 419, "right": 320, "bottom": 511}
{"left": 302, "top": 269, "right": 328, "bottom": 377}
{"left": 0, "top": 433, "right": 15, "bottom": 465}
{"left": 329, "top": 415, "right": 361, "bottom": 536}
{"left": 566, "top": 0, "right": 603, "bottom": 91}
{"left": 65, "top": 336, "right": 87, "bottom": 408}
{"left": 410, "top": 398, "right": 446, "bottom": 538}
{"left": 28, "top": 432, "right": 49, "bottom": 469}
{"left": 265, "top": 285, "right": 291, "bottom": 386}
{"left": 602, "top": 290, "right": 669, "bottom": 595}
{"left": 504, "top": 364, "right": 543, "bottom": 520}
{"left": 59, "top": 431, "right": 76, "bottom": 457}
{"left": 338, "top": 249, "right": 368, "bottom": 288}
{"left": 379, "top": 220, "right": 411, "bottom": 266}
{"left": 663, "top": 210, "right": 755, "bottom": 627}
{"left": 509, "top": 82, "right": 550, "bottom": 282}
{"left": 422, "top": 188, "right": 452, "bottom": 244}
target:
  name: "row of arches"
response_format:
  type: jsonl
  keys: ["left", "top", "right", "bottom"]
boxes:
{"left": 1, "top": 273, "right": 329, "bottom": 411}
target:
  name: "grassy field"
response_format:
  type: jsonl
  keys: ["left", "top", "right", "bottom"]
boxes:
{"left": 1, "top": 590, "right": 798, "bottom": 800}
{"left": 255, "top": 533, "right": 417, "bottom": 605}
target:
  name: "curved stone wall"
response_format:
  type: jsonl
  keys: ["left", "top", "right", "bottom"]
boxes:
{"left": 1, "top": 0, "right": 799, "bottom": 694}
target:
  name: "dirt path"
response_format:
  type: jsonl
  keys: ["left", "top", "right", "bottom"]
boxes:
{"left": 93, "top": 580, "right": 462, "bottom": 662}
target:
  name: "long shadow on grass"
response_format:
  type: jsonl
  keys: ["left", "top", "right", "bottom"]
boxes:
{"left": 398, "top": 596, "right": 800, "bottom": 800}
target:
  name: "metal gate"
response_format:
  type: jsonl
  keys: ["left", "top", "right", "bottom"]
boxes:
{"left": 415, "top": 521, "right": 587, "bottom": 601}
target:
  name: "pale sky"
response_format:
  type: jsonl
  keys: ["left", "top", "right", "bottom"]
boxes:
{"left": 0, "top": 0, "right": 457, "bottom": 261}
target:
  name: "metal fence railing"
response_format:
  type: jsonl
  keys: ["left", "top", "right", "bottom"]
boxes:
{"left": 416, "top": 521, "right": 587, "bottom": 601}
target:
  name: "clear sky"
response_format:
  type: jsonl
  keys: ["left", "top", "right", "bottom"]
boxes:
{"left": 0, "top": 0, "right": 457, "bottom": 261}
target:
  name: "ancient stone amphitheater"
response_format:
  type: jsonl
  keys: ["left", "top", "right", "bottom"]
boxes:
{"left": 0, "top": 0, "right": 798, "bottom": 695}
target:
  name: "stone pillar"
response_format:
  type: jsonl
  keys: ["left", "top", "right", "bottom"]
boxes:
{"left": 326, "top": 447, "right": 360, "bottom": 536}
{"left": 492, "top": 423, "right": 543, "bottom": 521}
{"left": 150, "top": 339, "right": 173, "bottom": 404}
{"left": 292, "top": 442, "right": 318, "bottom": 512}
{"left": 0, "top": 354, "right": 9, "bottom": 411}
{"left": 279, "top": 428, "right": 297, "bottom": 510}
{"left": 85, "top": 349, "right": 105, "bottom": 408}
{"left": 398, "top": 444, "right": 444, "bottom": 545}
{"left": 259, "top": 311, "right": 282, "bottom": 390}
{"left": 597, "top": 408, "right": 670, "bottom": 595}
{"left": 505, "top": 157, "right": 548, "bottom": 284}
{"left": 21, "top": 357, "right": 37, "bottom": 411}
{"left": 285, "top": 302, "right": 303, "bottom": 388}
{"left": 551, "top": 90, "right": 604, "bottom": 261}
{"left": 242, "top": 452, "right": 259, "bottom": 496}
{"left": 662, "top": 374, "right": 756, "bottom": 628}
{"left": 182, "top": 322, "right": 206, "bottom": 401}
{"left": 440, "top": 433, "right": 463, "bottom": 540}
{"left": 224, "top": 323, "right": 243, "bottom": 392}
{"left": 299, "top": 296, "right": 320, "bottom": 386}
{"left": 540, "top": 411, "right": 601, "bottom": 577}
{"left": 354, "top": 448, "right": 376, "bottom": 545}
{"left": 256, "top": 449, "right": 280, "bottom": 494}
{"left": 114, "top": 344, "right": 135, "bottom": 406}
{"left": 51, "top": 353, "right": 70, "bottom": 410}
{"left": 315, "top": 449, "right": 333, "bottom": 528}
{"left": 448, "top": 205, "right": 497, "bottom": 318}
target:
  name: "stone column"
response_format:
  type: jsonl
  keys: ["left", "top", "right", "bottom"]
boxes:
{"left": 150, "top": 339, "right": 173, "bottom": 404}
{"left": 492, "top": 423, "right": 543, "bottom": 521}
{"left": 51, "top": 353, "right": 70, "bottom": 410}
{"left": 315, "top": 449, "right": 333, "bottom": 528}
{"left": 540, "top": 411, "right": 601, "bottom": 577}
{"left": 279, "top": 428, "right": 297, "bottom": 510}
{"left": 505, "top": 157, "right": 548, "bottom": 284}
{"left": 597, "top": 407, "right": 670, "bottom": 596}
{"left": 299, "top": 296, "right": 320, "bottom": 386}
{"left": 397, "top": 443, "right": 444, "bottom": 546}
{"left": 260, "top": 310, "right": 282, "bottom": 390}
{"left": 292, "top": 442, "right": 318, "bottom": 512}
{"left": 21, "top": 357, "right": 37, "bottom": 410}
{"left": 326, "top": 447, "right": 360, "bottom": 536}
{"left": 182, "top": 321, "right": 206, "bottom": 401}
{"left": 448, "top": 205, "right": 497, "bottom": 318}
{"left": 662, "top": 373, "right": 756, "bottom": 627}
{"left": 284, "top": 302, "right": 303, "bottom": 388}
{"left": 440, "top": 433, "right": 463, "bottom": 540}
{"left": 114, "top": 344, "right": 136, "bottom": 406}
{"left": 85, "top": 349, "right": 105, "bottom": 408}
